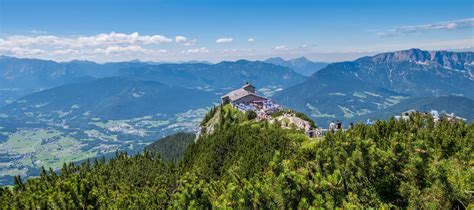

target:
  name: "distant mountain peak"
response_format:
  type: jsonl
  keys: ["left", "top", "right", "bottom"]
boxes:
{"left": 129, "top": 59, "right": 143, "bottom": 63}
{"left": 63, "top": 59, "right": 98, "bottom": 64}
{"left": 291, "top": 56, "right": 309, "bottom": 62}
{"left": 265, "top": 57, "right": 285, "bottom": 62}
{"left": 263, "top": 56, "right": 328, "bottom": 76}
{"left": 368, "top": 48, "right": 430, "bottom": 63}
{"left": 361, "top": 48, "right": 473, "bottom": 70}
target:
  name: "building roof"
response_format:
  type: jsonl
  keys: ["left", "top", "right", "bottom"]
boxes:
{"left": 222, "top": 87, "right": 266, "bottom": 102}
{"left": 242, "top": 83, "right": 255, "bottom": 89}
{"left": 221, "top": 89, "right": 254, "bottom": 101}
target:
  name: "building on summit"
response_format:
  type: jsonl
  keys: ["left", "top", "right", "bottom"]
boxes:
{"left": 221, "top": 83, "right": 280, "bottom": 115}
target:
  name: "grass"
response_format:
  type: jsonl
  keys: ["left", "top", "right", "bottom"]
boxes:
{"left": 306, "top": 103, "right": 336, "bottom": 118}
{"left": 0, "top": 128, "right": 99, "bottom": 174}
{"left": 352, "top": 92, "right": 367, "bottom": 98}
{"left": 145, "top": 120, "right": 170, "bottom": 128}
{"left": 338, "top": 105, "right": 371, "bottom": 118}
{"left": 300, "top": 136, "right": 324, "bottom": 150}
{"left": 0, "top": 168, "right": 28, "bottom": 177}
{"left": 328, "top": 92, "right": 346, "bottom": 96}
{"left": 363, "top": 91, "right": 382, "bottom": 97}
{"left": 90, "top": 119, "right": 130, "bottom": 129}
{"left": 84, "top": 129, "right": 117, "bottom": 141}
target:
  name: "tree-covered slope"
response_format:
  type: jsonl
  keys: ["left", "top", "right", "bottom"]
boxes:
{"left": 0, "top": 107, "right": 472, "bottom": 209}
{"left": 144, "top": 132, "right": 196, "bottom": 163}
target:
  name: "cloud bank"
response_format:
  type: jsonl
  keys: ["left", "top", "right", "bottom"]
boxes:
{"left": 0, "top": 32, "right": 183, "bottom": 61}
{"left": 377, "top": 18, "right": 474, "bottom": 37}
{"left": 216, "top": 37, "right": 233, "bottom": 43}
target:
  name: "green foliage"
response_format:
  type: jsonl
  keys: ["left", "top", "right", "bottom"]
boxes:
{"left": 245, "top": 110, "right": 257, "bottom": 120}
{"left": 144, "top": 132, "right": 196, "bottom": 163}
{"left": 182, "top": 115, "right": 294, "bottom": 180}
{"left": 0, "top": 111, "right": 472, "bottom": 209}
{"left": 200, "top": 106, "right": 218, "bottom": 126}
{"left": 1, "top": 152, "right": 177, "bottom": 209}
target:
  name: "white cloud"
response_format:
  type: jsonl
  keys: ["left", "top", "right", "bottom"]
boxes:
{"left": 270, "top": 44, "right": 316, "bottom": 55}
{"left": 182, "top": 47, "right": 209, "bottom": 54}
{"left": 75, "top": 32, "right": 172, "bottom": 46}
{"left": 0, "top": 47, "right": 45, "bottom": 56}
{"left": 29, "top": 29, "right": 48, "bottom": 34}
{"left": 223, "top": 49, "right": 238, "bottom": 53}
{"left": 0, "top": 32, "right": 173, "bottom": 48}
{"left": 0, "top": 32, "right": 174, "bottom": 60}
{"left": 446, "top": 22, "right": 458, "bottom": 30}
{"left": 247, "top": 38, "right": 255, "bottom": 42}
{"left": 175, "top": 35, "right": 196, "bottom": 46}
{"left": 182, "top": 40, "right": 196, "bottom": 46}
{"left": 221, "top": 48, "right": 255, "bottom": 56}
{"left": 50, "top": 49, "right": 80, "bottom": 55}
{"left": 175, "top": 36, "right": 187, "bottom": 43}
{"left": 377, "top": 18, "right": 474, "bottom": 37}
{"left": 93, "top": 45, "right": 155, "bottom": 54}
{"left": 216, "top": 37, "right": 233, "bottom": 43}
{"left": 295, "top": 44, "right": 315, "bottom": 51}
{"left": 273, "top": 45, "right": 287, "bottom": 51}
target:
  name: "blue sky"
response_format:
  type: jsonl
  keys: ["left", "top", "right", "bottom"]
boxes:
{"left": 0, "top": 0, "right": 473, "bottom": 62}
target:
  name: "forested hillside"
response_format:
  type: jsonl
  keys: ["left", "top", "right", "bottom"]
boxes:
{"left": 0, "top": 106, "right": 472, "bottom": 209}
{"left": 144, "top": 132, "right": 196, "bottom": 163}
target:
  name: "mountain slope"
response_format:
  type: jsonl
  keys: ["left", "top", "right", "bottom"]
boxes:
{"left": 0, "top": 56, "right": 147, "bottom": 107}
{"left": 352, "top": 49, "right": 474, "bottom": 98}
{"left": 0, "top": 57, "right": 306, "bottom": 107}
{"left": 1, "top": 77, "right": 216, "bottom": 119}
{"left": 274, "top": 49, "right": 474, "bottom": 126}
{"left": 264, "top": 56, "right": 328, "bottom": 76}
{"left": 0, "top": 77, "right": 217, "bottom": 185}
{"left": 274, "top": 61, "right": 408, "bottom": 125}
{"left": 144, "top": 132, "right": 196, "bottom": 163}
{"left": 118, "top": 60, "right": 307, "bottom": 90}
{"left": 353, "top": 95, "right": 474, "bottom": 122}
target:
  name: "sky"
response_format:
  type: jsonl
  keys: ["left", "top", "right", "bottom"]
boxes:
{"left": 0, "top": 0, "right": 473, "bottom": 63}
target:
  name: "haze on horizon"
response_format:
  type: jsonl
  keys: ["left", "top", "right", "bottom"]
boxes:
{"left": 0, "top": 0, "right": 473, "bottom": 63}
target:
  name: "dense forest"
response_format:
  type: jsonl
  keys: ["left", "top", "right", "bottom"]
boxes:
{"left": 0, "top": 105, "right": 472, "bottom": 208}
{"left": 145, "top": 132, "right": 196, "bottom": 163}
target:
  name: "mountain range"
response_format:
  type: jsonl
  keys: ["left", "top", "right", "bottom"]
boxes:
{"left": 0, "top": 56, "right": 305, "bottom": 107}
{"left": 264, "top": 56, "right": 328, "bottom": 76}
{"left": 0, "top": 56, "right": 150, "bottom": 107}
{"left": 274, "top": 49, "right": 474, "bottom": 126}
{"left": 1, "top": 77, "right": 216, "bottom": 120}
{"left": 118, "top": 60, "right": 306, "bottom": 91}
